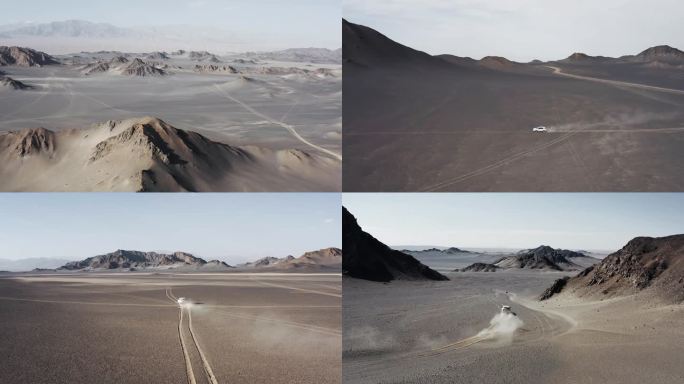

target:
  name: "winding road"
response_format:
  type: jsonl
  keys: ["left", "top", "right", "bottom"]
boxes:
{"left": 212, "top": 83, "right": 342, "bottom": 161}
{"left": 545, "top": 65, "right": 684, "bottom": 95}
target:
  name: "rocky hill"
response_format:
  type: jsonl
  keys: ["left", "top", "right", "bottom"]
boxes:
{"left": 239, "top": 247, "right": 342, "bottom": 271}
{"left": 243, "top": 48, "right": 341, "bottom": 64}
{"left": 458, "top": 262, "right": 499, "bottom": 272}
{"left": 343, "top": 19, "right": 447, "bottom": 69}
{"left": 58, "top": 250, "right": 233, "bottom": 271}
{"left": 539, "top": 235, "right": 684, "bottom": 302}
{"left": 343, "top": 207, "right": 448, "bottom": 282}
{"left": 121, "top": 58, "right": 166, "bottom": 76}
{"left": 0, "top": 46, "right": 59, "bottom": 66}
{"left": 494, "top": 245, "right": 593, "bottom": 271}
{"left": 0, "top": 116, "right": 340, "bottom": 191}
{"left": 0, "top": 76, "right": 32, "bottom": 90}
{"left": 634, "top": 45, "right": 684, "bottom": 63}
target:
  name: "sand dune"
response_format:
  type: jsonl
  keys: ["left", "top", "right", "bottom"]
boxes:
{"left": 0, "top": 116, "right": 340, "bottom": 191}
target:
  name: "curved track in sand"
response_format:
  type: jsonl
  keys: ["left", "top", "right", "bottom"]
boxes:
{"left": 166, "top": 287, "right": 218, "bottom": 384}
{"left": 420, "top": 130, "right": 579, "bottom": 191}
{"left": 212, "top": 83, "right": 342, "bottom": 161}
{"left": 249, "top": 277, "right": 342, "bottom": 298}
{"left": 545, "top": 66, "right": 684, "bottom": 95}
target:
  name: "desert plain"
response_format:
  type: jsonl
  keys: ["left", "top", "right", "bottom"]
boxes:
{"left": 0, "top": 272, "right": 341, "bottom": 384}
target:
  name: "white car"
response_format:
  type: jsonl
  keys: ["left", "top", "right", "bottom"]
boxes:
{"left": 532, "top": 126, "right": 547, "bottom": 132}
{"left": 177, "top": 297, "right": 186, "bottom": 304}
{"left": 501, "top": 305, "right": 517, "bottom": 316}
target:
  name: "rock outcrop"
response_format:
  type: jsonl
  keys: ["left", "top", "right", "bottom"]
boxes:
{"left": 343, "top": 207, "right": 448, "bottom": 282}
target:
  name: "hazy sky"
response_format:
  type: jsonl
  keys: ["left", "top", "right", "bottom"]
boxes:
{"left": 343, "top": 193, "right": 684, "bottom": 251}
{"left": 2, "top": 0, "right": 340, "bottom": 51}
{"left": 344, "top": 0, "right": 684, "bottom": 61}
{"left": 0, "top": 193, "right": 341, "bottom": 263}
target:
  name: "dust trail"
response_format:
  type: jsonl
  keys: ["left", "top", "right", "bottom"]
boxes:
{"left": 213, "top": 308, "right": 341, "bottom": 337}
{"left": 425, "top": 310, "right": 523, "bottom": 356}
{"left": 212, "top": 83, "right": 342, "bottom": 161}
{"left": 551, "top": 126, "right": 684, "bottom": 133}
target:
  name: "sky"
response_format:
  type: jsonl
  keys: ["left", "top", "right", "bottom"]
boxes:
{"left": 343, "top": 193, "right": 684, "bottom": 251}
{"left": 1, "top": 0, "right": 340, "bottom": 52}
{"left": 0, "top": 193, "right": 341, "bottom": 264}
{"left": 343, "top": 0, "right": 684, "bottom": 61}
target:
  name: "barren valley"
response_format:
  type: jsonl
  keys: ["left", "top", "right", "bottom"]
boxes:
{"left": 0, "top": 46, "right": 341, "bottom": 191}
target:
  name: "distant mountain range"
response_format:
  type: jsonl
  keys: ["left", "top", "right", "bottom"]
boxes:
{"left": 454, "top": 245, "right": 599, "bottom": 272}
{"left": 0, "top": 257, "right": 71, "bottom": 272}
{"left": 401, "top": 247, "right": 475, "bottom": 254}
{"left": 58, "top": 250, "right": 232, "bottom": 271}
{"left": 0, "top": 20, "right": 341, "bottom": 61}
{"left": 494, "top": 246, "right": 593, "bottom": 271}
{"left": 0, "top": 247, "right": 341, "bottom": 273}
{"left": 0, "top": 20, "right": 134, "bottom": 39}
{"left": 344, "top": 18, "right": 684, "bottom": 71}
{"left": 238, "top": 247, "right": 342, "bottom": 271}
{"left": 243, "top": 48, "right": 341, "bottom": 64}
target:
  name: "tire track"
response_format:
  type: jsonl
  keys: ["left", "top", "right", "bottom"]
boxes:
{"left": 249, "top": 277, "right": 342, "bottom": 298}
{"left": 420, "top": 130, "right": 578, "bottom": 191}
{"left": 166, "top": 288, "right": 197, "bottom": 384}
{"left": 0, "top": 296, "right": 174, "bottom": 307}
{"left": 187, "top": 307, "right": 219, "bottom": 384}
{"left": 212, "top": 83, "right": 342, "bottom": 161}
{"left": 546, "top": 65, "right": 684, "bottom": 95}
{"left": 167, "top": 287, "right": 219, "bottom": 384}
{"left": 212, "top": 307, "right": 341, "bottom": 337}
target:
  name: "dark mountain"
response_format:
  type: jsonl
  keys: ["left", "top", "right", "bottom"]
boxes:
{"left": 242, "top": 256, "right": 281, "bottom": 268}
{"left": 239, "top": 248, "right": 342, "bottom": 271}
{"left": 458, "top": 263, "right": 499, "bottom": 272}
{"left": 0, "top": 76, "right": 32, "bottom": 90}
{"left": 404, "top": 247, "right": 474, "bottom": 254}
{"left": 0, "top": 46, "right": 59, "bottom": 67}
{"left": 635, "top": 45, "right": 684, "bottom": 63}
{"left": 560, "top": 52, "right": 610, "bottom": 63}
{"left": 121, "top": 58, "right": 166, "bottom": 76}
{"left": 539, "top": 235, "right": 684, "bottom": 302}
{"left": 494, "top": 245, "right": 590, "bottom": 271}
{"left": 559, "top": 46, "right": 684, "bottom": 65}
{"left": 539, "top": 276, "right": 570, "bottom": 300}
{"left": 58, "top": 250, "right": 233, "bottom": 271}
{"left": 436, "top": 54, "right": 477, "bottom": 66}
{"left": 342, "top": 19, "right": 448, "bottom": 69}
{"left": 144, "top": 51, "right": 169, "bottom": 60}
{"left": 188, "top": 51, "right": 217, "bottom": 61}
{"left": 342, "top": 207, "right": 448, "bottom": 282}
